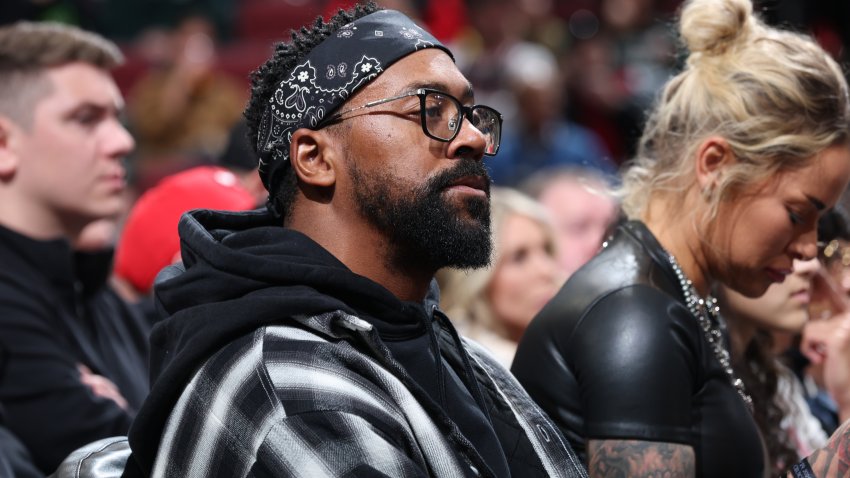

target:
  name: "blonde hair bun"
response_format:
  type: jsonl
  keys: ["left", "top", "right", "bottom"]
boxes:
{"left": 680, "top": 0, "right": 756, "bottom": 56}
{"left": 619, "top": 0, "right": 849, "bottom": 221}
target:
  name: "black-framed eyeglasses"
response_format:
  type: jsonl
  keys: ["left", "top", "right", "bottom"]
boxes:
{"left": 318, "top": 88, "right": 503, "bottom": 156}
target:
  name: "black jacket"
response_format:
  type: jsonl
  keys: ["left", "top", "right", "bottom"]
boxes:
{"left": 124, "top": 208, "right": 585, "bottom": 477}
{"left": 0, "top": 224, "right": 150, "bottom": 474}
{"left": 0, "top": 404, "right": 40, "bottom": 478}
{"left": 512, "top": 220, "right": 766, "bottom": 478}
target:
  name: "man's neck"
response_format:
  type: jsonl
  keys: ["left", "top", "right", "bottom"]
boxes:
{"left": 287, "top": 208, "right": 433, "bottom": 303}
{"left": 0, "top": 187, "right": 85, "bottom": 241}
{"left": 0, "top": 198, "right": 76, "bottom": 240}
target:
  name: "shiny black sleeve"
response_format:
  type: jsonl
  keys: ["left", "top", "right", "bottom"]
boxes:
{"left": 572, "top": 286, "right": 698, "bottom": 441}
{"left": 514, "top": 285, "right": 700, "bottom": 450}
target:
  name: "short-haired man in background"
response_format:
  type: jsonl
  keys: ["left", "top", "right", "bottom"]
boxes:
{"left": 0, "top": 22, "right": 148, "bottom": 474}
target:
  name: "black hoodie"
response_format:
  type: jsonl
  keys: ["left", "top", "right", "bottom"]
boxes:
{"left": 124, "top": 208, "right": 515, "bottom": 477}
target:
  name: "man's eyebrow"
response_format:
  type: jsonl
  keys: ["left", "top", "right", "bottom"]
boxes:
{"left": 66, "top": 100, "right": 123, "bottom": 116}
{"left": 402, "top": 81, "right": 475, "bottom": 101}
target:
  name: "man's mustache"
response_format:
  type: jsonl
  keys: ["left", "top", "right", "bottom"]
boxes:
{"left": 427, "top": 159, "right": 491, "bottom": 196}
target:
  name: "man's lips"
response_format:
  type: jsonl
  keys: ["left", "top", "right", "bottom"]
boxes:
{"left": 101, "top": 169, "right": 126, "bottom": 191}
{"left": 445, "top": 175, "right": 489, "bottom": 196}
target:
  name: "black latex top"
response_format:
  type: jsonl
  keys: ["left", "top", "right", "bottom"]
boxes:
{"left": 512, "top": 220, "right": 767, "bottom": 478}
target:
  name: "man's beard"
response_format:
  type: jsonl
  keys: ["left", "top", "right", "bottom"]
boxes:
{"left": 349, "top": 158, "right": 492, "bottom": 272}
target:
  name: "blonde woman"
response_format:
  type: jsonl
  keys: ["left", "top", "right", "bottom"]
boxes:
{"left": 437, "top": 187, "right": 563, "bottom": 366}
{"left": 512, "top": 0, "right": 850, "bottom": 476}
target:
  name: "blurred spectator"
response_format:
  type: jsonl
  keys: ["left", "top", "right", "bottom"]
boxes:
{"left": 786, "top": 207, "right": 850, "bottom": 435}
{"left": 324, "top": 0, "right": 468, "bottom": 42}
{"left": 114, "top": 120, "right": 261, "bottom": 302}
{"left": 0, "top": 1, "right": 238, "bottom": 43}
{"left": 489, "top": 42, "right": 615, "bottom": 186}
{"left": 453, "top": 0, "right": 530, "bottom": 122}
{"left": 437, "top": 187, "right": 563, "bottom": 366}
{"left": 564, "top": 0, "right": 677, "bottom": 162}
{"left": 723, "top": 209, "right": 850, "bottom": 475}
{"left": 521, "top": 166, "right": 619, "bottom": 280}
{"left": 103, "top": 0, "right": 236, "bottom": 42}
{"left": 814, "top": 207, "right": 850, "bottom": 304}
{"left": 0, "top": 0, "right": 96, "bottom": 29}
{"left": 127, "top": 13, "right": 245, "bottom": 189}
{"left": 0, "top": 22, "right": 148, "bottom": 473}
{"left": 721, "top": 258, "right": 828, "bottom": 476}
{"left": 516, "top": 0, "right": 569, "bottom": 54}
{"left": 760, "top": 0, "right": 850, "bottom": 71}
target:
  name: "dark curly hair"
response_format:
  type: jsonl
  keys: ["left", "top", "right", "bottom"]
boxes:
{"left": 733, "top": 330, "right": 798, "bottom": 476}
{"left": 818, "top": 206, "right": 850, "bottom": 243}
{"left": 244, "top": 1, "right": 380, "bottom": 219}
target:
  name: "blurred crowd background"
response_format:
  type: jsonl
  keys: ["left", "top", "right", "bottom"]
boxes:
{"left": 1, "top": 2, "right": 849, "bottom": 475}
{"left": 2, "top": 0, "right": 847, "bottom": 199}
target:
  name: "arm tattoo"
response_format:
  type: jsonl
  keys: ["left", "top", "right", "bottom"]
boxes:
{"left": 805, "top": 420, "right": 850, "bottom": 477}
{"left": 588, "top": 439, "right": 696, "bottom": 478}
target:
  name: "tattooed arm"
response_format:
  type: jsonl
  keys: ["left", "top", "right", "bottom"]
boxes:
{"left": 588, "top": 439, "right": 695, "bottom": 478}
{"left": 803, "top": 419, "right": 850, "bottom": 477}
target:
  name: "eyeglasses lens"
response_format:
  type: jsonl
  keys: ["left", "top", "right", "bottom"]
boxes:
{"left": 423, "top": 91, "right": 501, "bottom": 155}
{"left": 423, "top": 93, "right": 457, "bottom": 140}
{"left": 472, "top": 107, "right": 501, "bottom": 155}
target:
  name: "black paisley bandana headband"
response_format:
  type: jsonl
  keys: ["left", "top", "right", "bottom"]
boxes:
{"left": 256, "top": 9, "right": 452, "bottom": 198}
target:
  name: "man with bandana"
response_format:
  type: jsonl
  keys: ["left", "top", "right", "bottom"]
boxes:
{"left": 90, "top": 3, "right": 587, "bottom": 478}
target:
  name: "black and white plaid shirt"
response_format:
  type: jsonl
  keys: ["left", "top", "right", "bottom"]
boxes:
{"left": 148, "top": 310, "right": 587, "bottom": 477}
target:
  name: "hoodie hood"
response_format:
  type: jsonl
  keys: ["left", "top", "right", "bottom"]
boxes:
{"left": 125, "top": 208, "right": 434, "bottom": 476}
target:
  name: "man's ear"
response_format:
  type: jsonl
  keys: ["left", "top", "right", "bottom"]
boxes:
{"left": 695, "top": 136, "right": 734, "bottom": 191}
{"left": 0, "top": 117, "right": 20, "bottom": 179}
{"left": 289, "top": 128, "right": 337, "bottom": 188}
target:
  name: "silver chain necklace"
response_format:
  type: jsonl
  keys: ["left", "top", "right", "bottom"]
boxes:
{"left": 666, "top": 253, "right": 754, "bottom": 413}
